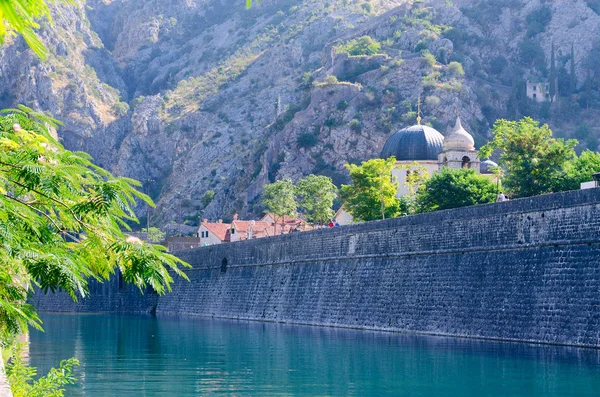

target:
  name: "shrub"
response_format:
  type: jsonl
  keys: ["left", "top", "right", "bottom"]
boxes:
{"left": 324, "top": 75, "right": 339, "bottom": 85}
{"left": 297, "top": 132, "right": 318, "bottom": 148}
{"left": 301, "top": 71, "right": 313, "bottom": 84}
{"left": 361, "top": 2, "right": 373, "bottom": 13}
{"left": 525, "top": 5, "right": 552, "bottom": 37}
{"left": 349, "top": 119, "right": 362, "bottom": 133}
{"left": 519, "top": 39, "right": 546, "bottom": 66}
{"left": 334, "top": 35, "right": 382, "bottom": 56}
{"left": 447, "top": 61, "right": 465, "bottom": 77}
{"left": 489, "top": 55, "right": 508, "bottom": 75}
{"left": 422, "top": 50, "right": 436, "bottom": 67}
{"left": 425, "top": 96, "right": 441, "bottom": 109}
{"left": 324, "top": 117, "right": 339, "bottom": 128}
{"left": 112, "top": 101, "right": 130, "bottom": 116}
{"left": 337, "top": 100, "right": 349, "bottom": 111}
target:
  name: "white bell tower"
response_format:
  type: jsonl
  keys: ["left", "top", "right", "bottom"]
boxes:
{"left": 438, "top": 117, "right": 480, "bottom": 172}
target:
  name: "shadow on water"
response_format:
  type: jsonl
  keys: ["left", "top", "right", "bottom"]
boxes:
{"left": 29, "top": 314, "right": 600, "bottom": 396}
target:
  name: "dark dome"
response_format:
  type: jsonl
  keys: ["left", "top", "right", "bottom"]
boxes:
{"left": 380, "top": 125, "right": 444, "bottom": 161}
{"left": 480, "top": 159, "right": 498, "bottom": 174}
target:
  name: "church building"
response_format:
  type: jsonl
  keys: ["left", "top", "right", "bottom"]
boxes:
{"left": 336, "top": 116, "right": 497, "bottom": 224}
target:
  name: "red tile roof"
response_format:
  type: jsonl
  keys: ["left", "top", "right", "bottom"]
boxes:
{"left": 203, "top": 222, "right": 231, "bottom": 242}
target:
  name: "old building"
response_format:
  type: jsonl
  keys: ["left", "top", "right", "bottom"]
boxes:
{"left": 526, "top": 80, "right": 555, "bottom": 102}
{"left": 336, "top": 116, "right": 497, "bottom": 226}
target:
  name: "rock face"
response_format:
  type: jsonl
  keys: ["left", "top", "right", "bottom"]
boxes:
{"left": 1, "top": 0, "right": 600, "bottom": 227}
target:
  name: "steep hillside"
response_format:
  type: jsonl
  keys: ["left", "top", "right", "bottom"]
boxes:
{"left": 1, "top": 0, "right": 599, "bottom": 229}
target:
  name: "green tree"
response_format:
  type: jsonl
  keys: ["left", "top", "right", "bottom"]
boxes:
{"left": 0, "top": 106, "right": 189, "bottom": 340}
{"left": 570, "top": 43, "right": 577, "bottom": 95}
{"left": 296, "top": 175, "right": 338, "bottom": 226}
{"left": 480, "top": 117, "right": 577, "bottom": 198}
{"left": 262, "top": 178, "right": 297, "bottom": 233}
{"left": 200, "top": 190, "right": 215, "bottom": 208}
{"left": 7, "top": 343, "right": 78, "bottom": 397}
{"left": 416, "top": 168, "right": 497, "bottom": 213}
{"left": 340, "top": 157, "right": 401, "bottom": 222}
{"left": 557, "top": 150, "right": 600, "bottom": 191}
{"left": 333, "top": 36, "right": 382, "bottom": 56}
{"left": 447, "top": 61, "right": 465, "bottom": 77}
{"left": 142, "top": 227, "right": 166, "bottom": 243}
{"left": 549, "top": 42, "right": 556, "bottom": 102}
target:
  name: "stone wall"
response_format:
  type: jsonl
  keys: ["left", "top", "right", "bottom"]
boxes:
{"left": 31, "top": 274, "right": 158, "bottom": 314}
{"left": 35, "top": 189, "right": 600, "bottom": 347}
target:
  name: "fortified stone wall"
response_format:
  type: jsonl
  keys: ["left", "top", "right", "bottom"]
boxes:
{"left": 32, "top": 275, "right": 158, "bottom": 314}
{"left": 35, "top": 189, "right": 600, "bottom": 347}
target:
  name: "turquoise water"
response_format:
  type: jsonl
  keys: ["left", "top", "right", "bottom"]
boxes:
{"left": 30, "top": 314, "right": 600, "bottom": 396}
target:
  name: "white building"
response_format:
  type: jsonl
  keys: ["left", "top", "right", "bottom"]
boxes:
{"left": 336, "top": 117, "right": 497, "bottom": 225}
{"left": 197, "top": 218, "right": 230, "bottom": 245}
{"left": 526, "top": 81, "right": 555, "bottom": 102}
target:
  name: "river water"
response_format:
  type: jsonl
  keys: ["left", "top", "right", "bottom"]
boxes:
{"left": 29, "top": 314, "right": 600, "bottom": 396}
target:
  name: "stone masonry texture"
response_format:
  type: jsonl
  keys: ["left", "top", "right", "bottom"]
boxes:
{"left": 35, "top": 189, "right": 600, "bottom": 347}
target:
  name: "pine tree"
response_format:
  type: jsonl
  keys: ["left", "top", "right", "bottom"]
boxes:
{"left": 570, "top": 43, "right": 577, "bottom": 95}
{"left": 549, "top": 42, "right": 557, "bottom": 103}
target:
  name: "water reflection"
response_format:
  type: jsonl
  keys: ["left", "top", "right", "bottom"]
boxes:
{"left": 30, "top": 314, "right": 600, "bottom": 396}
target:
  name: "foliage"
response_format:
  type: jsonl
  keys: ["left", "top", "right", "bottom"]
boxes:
{"left": 519, "top": 39, "right": 546, "bottom": 67}
{"left": 336, "top": 100, "right": 349, "bottom": 111}
{"left": 397, "top": 162, "right": 430, "bottom": 214}
{"left": 425, "top": 96, "right": 441, "bottom": 109}
{"left": 296, "top": 132, "right": 318, "bottom": 149}
{"left": 480, "top": 118, "right": 577, "bottom": 198}
{"left": 557, "top": 150, "right": 600, "bottom": 191}
{"left": 201, "top": 190, "right": 215, "bottom": 208}
{"left": 416, "top": 168, "right": 497, "bottom": 213}
{"left": 0, "top": 0, "right": 75, "bottom": 60}
{"left": 341, "top": 157, "right": 401, "bottom": 222}
{"left": 7, "top": 343, "right": 79, "bottom": 397}
{"left": 0, "top": 106, "right": 189, "bottom": 339}
{"left": 262, "top": 178, "right": 297, "bottom": 227}
{"left": 422, "top": 51, "right": 436, "bottom": 67}
{"left": 301, "top": 72, "right": 313, "bottom": 83}
{"left": 141, "top": 227, "right": 166, "bottom": 243}
{"left": 295, "top": 175, "right": 338, "bottom": 226}
{"left": 348, "top": 119, "right": 361, "bottom": 133}
{"left": 549, "top": 43, "right": 556, "bottom": 102}
{"left": 525, "top": 5, "right": 552, "bottom": 37}
{"left": 112, "top": 101, "right": 130, "bottom": 117}
{"left": 333, "top": 35, "right": 382, "bottom": 56}
{"left": 447, "top": 61, "right": 464, "bottom": 77}
{"left": 324, "top": 75, "right": 339, "bottom": 85}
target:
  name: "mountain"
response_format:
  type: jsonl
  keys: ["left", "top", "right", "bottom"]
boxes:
{"left": 1, "top": 0, "right": 600, "bottom": 229}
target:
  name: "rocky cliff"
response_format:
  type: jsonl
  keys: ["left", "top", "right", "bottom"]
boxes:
{"left": 1, "top": 0, "right": 599, "bottom": 228}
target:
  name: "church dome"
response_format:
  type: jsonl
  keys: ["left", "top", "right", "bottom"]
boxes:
{"left": 480, "top": 159, "right": 498, "bottom": 174}
{"left": 443, "top": 117, "right": 475, "bottom": 151}
{"left": 380, "top": 124, "right": 444, "bottom": 161}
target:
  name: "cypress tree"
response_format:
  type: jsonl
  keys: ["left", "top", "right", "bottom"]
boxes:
{"left": 570, "top": 43, "right": 577, "bottom": 95}
{"left": 586, "top": 69, "right": 592, "bottom": 109}
{"left": 549, "top": 42, "right": 556, "bottom": 103}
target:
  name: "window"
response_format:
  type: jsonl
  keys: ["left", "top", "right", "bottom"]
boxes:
{"left": 533, "top": 85, "right": 537, "bottom": 91}
{"left": 533, "top": 93, "right": 537, "bottom": 99}
{"left": 231, "top": 228, "right": 236, "bottom": 235}
{"left": 461, "top": 156, "right": 471, "bottom": 168}
{"left": 546, "top": 85, "right": 549, "bottom": 90}
{"left": 221, "top": 258, "right": 228, "bottom": 273}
